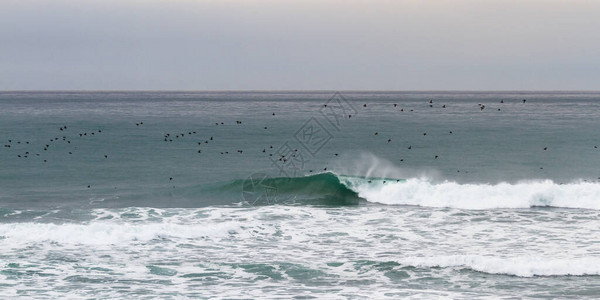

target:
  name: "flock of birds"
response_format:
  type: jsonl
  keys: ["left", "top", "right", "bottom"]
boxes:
{"left": 4, "top": 126, "right": 107, "bottom": 163}
{"left": 3, "top": 97, "right": 600, "bottom": 189}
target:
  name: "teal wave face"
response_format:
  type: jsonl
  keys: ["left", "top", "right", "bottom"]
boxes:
{"left": 233, "top": 172, "right": 363, "bottom": 206}
{"left": 107, "top": 172, "right": 405, "bottom": 208}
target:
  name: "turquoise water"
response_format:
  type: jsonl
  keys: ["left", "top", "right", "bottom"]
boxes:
{"left": 1, "top": 91, "right": 600, "bottom": 298}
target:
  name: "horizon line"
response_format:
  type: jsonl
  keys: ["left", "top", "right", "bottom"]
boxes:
{"left": 2, "top": 89, "right": 600, "bottom": 93}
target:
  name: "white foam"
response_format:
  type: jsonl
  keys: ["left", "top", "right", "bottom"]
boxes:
{"left": 0, "top": 221, "right": 241, "bottom": 245}
{"left": 349, "top": 177, "right": 600, "bottom": 210}
{"left": 398, "top": 255, "right": 600, "bottom": 277}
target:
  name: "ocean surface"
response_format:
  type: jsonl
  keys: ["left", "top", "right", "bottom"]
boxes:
{"left": 1, "top": 91, "right": 600, "bottom": 299}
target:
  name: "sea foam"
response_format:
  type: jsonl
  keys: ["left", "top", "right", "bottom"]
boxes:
{"left": 398, "top": 255, "right": 600, "bottom": 277}
{"left": 348, "top": 177, "right": 600, "bottom": 210}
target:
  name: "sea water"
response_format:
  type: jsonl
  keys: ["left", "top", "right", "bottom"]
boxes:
{"left": 1, "top": 91, "right": 600, "bottom": 298}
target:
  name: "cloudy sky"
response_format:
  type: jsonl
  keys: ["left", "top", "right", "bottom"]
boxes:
{"left": 1, "top": 0, "right": 599, "bottom": 90}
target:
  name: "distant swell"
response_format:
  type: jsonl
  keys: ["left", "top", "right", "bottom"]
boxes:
{"left": 397, "top": 255, "right": 600, "bottom": 277}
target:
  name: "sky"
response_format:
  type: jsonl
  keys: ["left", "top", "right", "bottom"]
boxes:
{"left": 1, "top": 0, "right": 599, "bottom": 90}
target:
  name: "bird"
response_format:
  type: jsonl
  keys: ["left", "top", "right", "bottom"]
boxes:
{"left": 435, "top": 155, "right": 439, "bottom": 159}
{"left": 523, "top": 99, "right": 526, "bottom": 103}
{"left": 394, "top": 104, "right": 397, "bottom": 107}
{"left": 387, "top": 139, "right": 391, "bottom": 143}
{"left": 374, "top": 132, "right": 378, "bottom": 135}
{"left": 543, "top": 147, "right": 547, "bottom": 150}
{"left": 363, "top": 104, "right": 367, "bottom": 107}
{"left": 500, "top": 100, "right": 504, "bottom": 103}
{"left": 408, "top": 145, "right": 412, "bottom": 150}
{"left": 169, "top": 177, "right": 173, "bottom": 181}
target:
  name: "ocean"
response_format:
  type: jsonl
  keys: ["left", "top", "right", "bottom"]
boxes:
{"left": 1, "top": 91, "right": 600, "bottom": 299}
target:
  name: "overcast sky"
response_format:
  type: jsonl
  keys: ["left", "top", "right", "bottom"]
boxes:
{"left": 1, "top": 0, "right": 599, "bottom": 90}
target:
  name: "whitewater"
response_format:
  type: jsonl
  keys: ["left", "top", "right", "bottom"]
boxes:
{"left": 347, "top": 175, "right": 600, "bottom": 209}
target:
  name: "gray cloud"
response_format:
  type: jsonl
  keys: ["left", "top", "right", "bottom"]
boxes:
{"left": 1, "top": 0, "right": 599, "bottom": 90}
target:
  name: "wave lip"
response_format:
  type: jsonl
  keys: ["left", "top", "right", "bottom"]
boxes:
{"left": 351, "top": 177, "right": 600, "bottom": 210}
{"left": 398, "top": 255, "right": 600, "bottom": 277}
